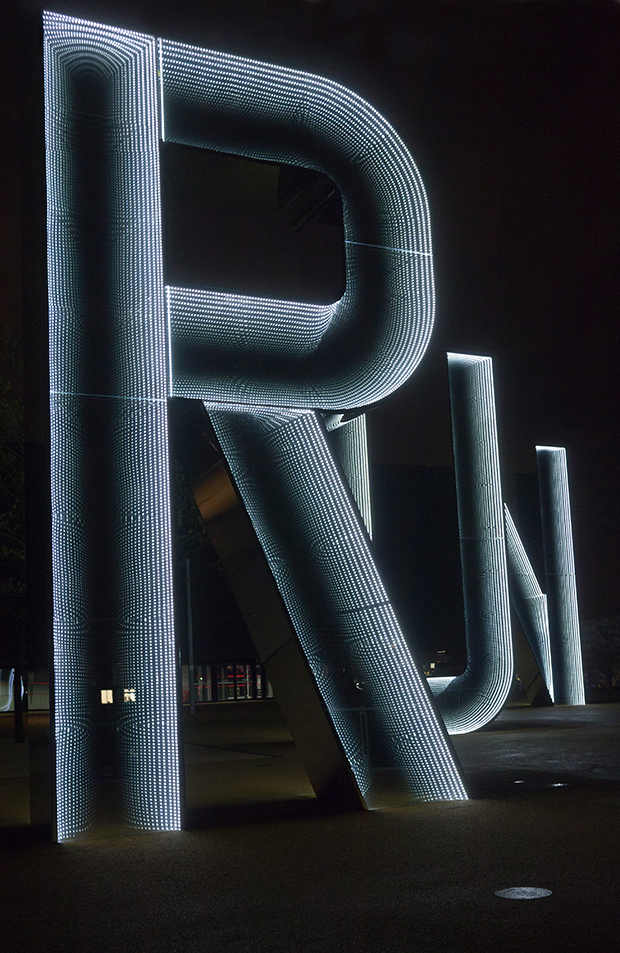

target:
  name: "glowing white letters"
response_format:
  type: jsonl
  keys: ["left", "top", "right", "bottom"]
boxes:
{"left": 428, "top": 354, "right": 514, "bottom": 734}
{"left": 44, "top": 10, "right": 467, "bottom": 838}
{"left": 536, "top": 447, "right": 585, "bottom": 705}
{"left": 44, "top": 12, "right": 179, "bottom": 839}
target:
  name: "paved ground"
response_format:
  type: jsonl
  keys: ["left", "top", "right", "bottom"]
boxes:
{"left": 1, "top": 703, "right": 619, "bottom": 952}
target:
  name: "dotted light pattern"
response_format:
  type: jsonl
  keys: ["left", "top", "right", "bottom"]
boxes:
{"left": 324, "top": 414, "right": 373, "bottom": 538}
{"left": 536, "top": 447, "right": 585, "bottom": 705}
{"left": 44, "top": 12, "right": 180, "bottom": 839}
{"left": 45, "top": 10, "right": 466, "bottom": 825}
{"left": 428, "top": 355, "right": 513, "bottom": 734}
{"left": 160, "top": 40, "right": 466, "bottom": 797}
{"left": 207, "top": 404, "right": 467, "bottom": 802}
{"left": 160, "top": 38, "right": 435, "bottom": 410}
{"left": 504, "top": 504, "right": 554, "bottom": 700}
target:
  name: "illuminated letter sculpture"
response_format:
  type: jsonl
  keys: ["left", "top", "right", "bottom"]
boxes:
{"left": 45, "top": 11, "right": 466, "bottom": 837}
{"left": 428, "top": 354, "right": 513, "bottom": 733}
{"left": 325, "top": 414, "right": 373, "bottom": 537}
{"left": 45, "top": 15, "right": 179, "bottom": 839}
{"left": 504, "top": 504, "right": 554, "bottom": 700}
{"left": 426, "top": 355, "right": 583, "bottom": 729}
{"left": 536, "top": 447, "right": 585, "bottom": 705}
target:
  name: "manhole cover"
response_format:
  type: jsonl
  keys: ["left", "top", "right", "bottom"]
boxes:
{"left": 495, "top": 887, "right": 552, "bottom": 900}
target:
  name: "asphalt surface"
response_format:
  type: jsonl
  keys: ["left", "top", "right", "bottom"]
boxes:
{"left": 1, "top": 702, "right": 619, "bottom": 953}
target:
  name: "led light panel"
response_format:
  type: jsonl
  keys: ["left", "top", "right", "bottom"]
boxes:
{"left": 428, "top": 355, "right": 513, "bottom": 734}
{"left": 536, "top": 447, "right": 585, "bottom": 705}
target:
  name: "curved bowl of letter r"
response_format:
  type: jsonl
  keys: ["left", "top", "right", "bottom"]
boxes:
{"left": 162, "top": 42, "right": 435, "bottom": 411}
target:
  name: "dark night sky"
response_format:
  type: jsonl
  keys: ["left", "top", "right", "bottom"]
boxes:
{"left": 3, "top": 1, "right": 619, "bottom": 629}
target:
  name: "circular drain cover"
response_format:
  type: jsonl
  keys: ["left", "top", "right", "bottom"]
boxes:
{"left": 495, "top": 887, "right": 552, "bottom": 900}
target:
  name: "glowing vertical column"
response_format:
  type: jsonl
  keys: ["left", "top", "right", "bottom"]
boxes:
{"left": 504, "top": 504, "right": 553, "bottom": 699}
{"left": 536, "top": 447, "right": 585, "bottom": 705}
{"left": 430, "top": 354, "right": 513, "bottom": 734}
{"left": 44, "top": 11, "right": 180, "bottom": 838}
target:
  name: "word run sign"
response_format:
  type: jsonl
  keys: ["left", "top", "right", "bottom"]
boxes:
{"left": 44, "top": 12, "right": 582, "bottom": 841}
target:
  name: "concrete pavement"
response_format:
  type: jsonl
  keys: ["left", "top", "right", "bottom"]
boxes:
{"left": 1, "top": 703, "right": 619, "bottom": 953}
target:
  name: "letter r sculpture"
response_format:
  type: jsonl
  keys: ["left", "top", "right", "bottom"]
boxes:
{"left": 44, "top": 11, "right": 467, "bottom": 840}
